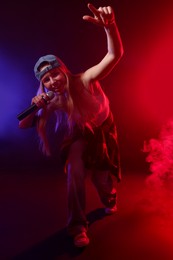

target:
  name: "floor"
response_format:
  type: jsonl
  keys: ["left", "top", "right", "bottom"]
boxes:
{"left": 1, "top": 157, "right": 173, "bottom": 260}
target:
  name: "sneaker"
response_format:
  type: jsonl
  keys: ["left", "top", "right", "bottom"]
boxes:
{"left": 74, "top": 232, "right": 90, "bottom": 247}
{"left": 105, "top": 205, "right": 117, "bottom": 215}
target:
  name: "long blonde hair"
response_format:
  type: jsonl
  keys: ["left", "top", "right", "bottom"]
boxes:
{"left": 35, "top": 57, "right": 75, "bottom": 155}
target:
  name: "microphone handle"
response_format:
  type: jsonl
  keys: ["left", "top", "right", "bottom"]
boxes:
{"left": 17, "top": 103, "right": 38, "bottom": 121}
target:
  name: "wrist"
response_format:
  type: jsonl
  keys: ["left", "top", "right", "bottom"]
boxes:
{"left": 104, "top": 21, "right": 116, "bottom": 33}
{"left": 104, "top": 20, "right": 116, "bottom": 29}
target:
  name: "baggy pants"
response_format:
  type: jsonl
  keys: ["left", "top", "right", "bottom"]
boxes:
{"left": 66, "top": 139, "right": 116, "bottom": 236}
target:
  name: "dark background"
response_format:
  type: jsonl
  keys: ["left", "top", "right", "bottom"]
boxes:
{"left": 1, "top": 1, "right": 173, "bottom": 259}
{"left": 1, "top": 0, "right": 173, "bottom": 173}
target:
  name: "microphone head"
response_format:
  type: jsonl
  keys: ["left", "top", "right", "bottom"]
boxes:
{"left": 46, "top": 91, "right": 55, "bottom": 100}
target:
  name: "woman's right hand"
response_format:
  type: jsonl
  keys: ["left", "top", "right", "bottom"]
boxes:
{"left": 31, "top": 93, "right": 49, "bottom": 108}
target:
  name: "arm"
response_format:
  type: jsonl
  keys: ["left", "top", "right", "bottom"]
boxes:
{"left": 18, "top": 112, "right": 38, "bottom": 129}
{"left": 82, "top": 3, "right": 124, "bottom": 82}
{"left": 19, "top": 94, "right": 52, "bottom": 156}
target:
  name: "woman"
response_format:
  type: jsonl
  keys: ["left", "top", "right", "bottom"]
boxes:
{"left": 19, "top": 3, "right": 123, "bottom": 247}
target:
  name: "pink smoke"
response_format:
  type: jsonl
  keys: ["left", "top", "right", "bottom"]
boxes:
{"left": 143, "top": 119, "right": 173, "bottom": 188}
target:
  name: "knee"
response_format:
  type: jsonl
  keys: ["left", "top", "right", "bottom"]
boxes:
{"left": 67, "top": 159, "right": 85, "bottom": 178}
{"left": 67, "top": 162, "right": 78, "bottom": 176}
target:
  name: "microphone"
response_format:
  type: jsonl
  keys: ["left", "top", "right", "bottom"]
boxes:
{"left": 17, "top": 91, "right": 55, "bottom": 121}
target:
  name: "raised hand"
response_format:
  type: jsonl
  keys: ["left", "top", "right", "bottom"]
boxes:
{"left": 83, "top": 3, "right": 115, "bottom": 27}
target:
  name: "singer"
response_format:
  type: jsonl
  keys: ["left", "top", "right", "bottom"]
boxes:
{"left": 18, "top": 3, "right": 123, "bottom": 247}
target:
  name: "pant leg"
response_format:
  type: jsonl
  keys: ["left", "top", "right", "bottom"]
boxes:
{"left": 66, "top": 139, "right": 88, "bottom": 236}
{"left": 91, "top": 170, "right": 117, "bottom": 208}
